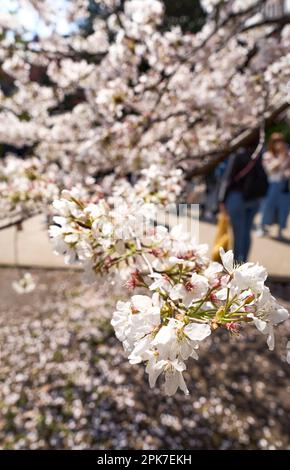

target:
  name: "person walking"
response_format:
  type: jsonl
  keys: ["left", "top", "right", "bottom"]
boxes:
{"left": 219, "top": 145, "right": 268, "bottom": 263}
{"left": 259, "top": 133, "right": 290, "bottom": 239}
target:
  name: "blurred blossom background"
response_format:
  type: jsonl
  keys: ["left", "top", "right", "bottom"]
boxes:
{"left": 0, "top": 0, "right": 290, "bottom": 450}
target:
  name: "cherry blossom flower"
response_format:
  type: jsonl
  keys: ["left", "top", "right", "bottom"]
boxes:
{"left": 169, "top": 274, "right": 209, "bottom": 308}
{"left": 12, "top": 273, "right": 36, "bottom": 294}
{"left": 146, "top": 357, "right": 189, "bottom": 396}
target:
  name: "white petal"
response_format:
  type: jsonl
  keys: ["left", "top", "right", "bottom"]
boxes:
{"left": 270, "top": 307, "right": 289, "bottom": 325}
{"left": 267, "top": 326, "right": 275, "bottom": 351}
{"left": 220, "top": 248, "right": 234, "bottom": 272}
{"left": 170, "top": 284, "right": 186, "bottom": 300}
{"left": 287, "top": 342, "right": 290, "bottom": 364}
{"left": 184, "top": 323, "right": 211, "bottom": 341}
{"left": 153, "top": 325, "right": 173, "bottom": 346}
{"left": 131, "top": 295, "right": 152, "bottom": 312}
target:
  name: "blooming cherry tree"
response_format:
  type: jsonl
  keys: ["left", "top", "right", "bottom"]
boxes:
{"left": 0, "top": 0, "right": 289, "bottom": 394}
{"left": 0, "top": 0, "right": 290, "bottom": 198}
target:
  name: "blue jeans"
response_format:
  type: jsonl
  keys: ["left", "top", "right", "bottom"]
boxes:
{"left": 261, "top": 181, "right": 290, "bottom": 230}
{"left": 225, "top": 191, "right": 260, "bottom": 263}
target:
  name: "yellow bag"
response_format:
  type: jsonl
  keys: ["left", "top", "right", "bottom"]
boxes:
{"left": 212, "top": 212, "right": 232, "bottom": 262}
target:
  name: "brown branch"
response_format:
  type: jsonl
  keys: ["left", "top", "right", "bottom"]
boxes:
{"left": 241, "top": 15, "right": 290, "bottom": 32}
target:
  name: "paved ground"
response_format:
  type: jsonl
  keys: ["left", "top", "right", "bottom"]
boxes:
{"left": 0, "top": 267, "right": 289, "bottom": 450}
{"left": 0, "top": 212, "right": 289, "bottom": 278}
{"left": 0, "top": 216, "right": 67, "bottom": 269}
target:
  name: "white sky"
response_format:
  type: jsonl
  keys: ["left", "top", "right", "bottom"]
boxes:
{"left": 0, "top": 0, "right": 74, "bottom": 37}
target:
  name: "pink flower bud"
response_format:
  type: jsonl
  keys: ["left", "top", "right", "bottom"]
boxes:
{"left": 225, "top": 322, "right": 239, "bottom": 333}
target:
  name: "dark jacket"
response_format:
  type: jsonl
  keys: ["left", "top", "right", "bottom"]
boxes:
{"left": 219, "top": 147, "right": 267, "bottom": 203}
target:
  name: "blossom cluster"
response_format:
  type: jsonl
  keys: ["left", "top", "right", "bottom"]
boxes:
{"left": 50, "top": 182, "right": 289, "bottom": 396}
{"left": 49, "top": 165, "right": 183, "bottom": 280}
{"left": 0, "top": 156, "right": 59, "bottom": 221}
{"left": 12, "top": 272, "right": 36, "bottom": 294}
{"left": 0, "top": 0, "right": 289, "bottom": 181}
{"left": 111, "top": 247, "right": 289, "bottom": 395}
{"left": 0, "top": 154, "right": 108, "bottom": 225}
{"left": 111, "top": 165, "right": 183, "bottom": 205}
